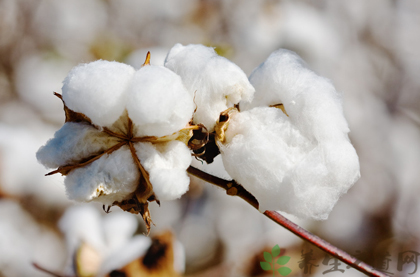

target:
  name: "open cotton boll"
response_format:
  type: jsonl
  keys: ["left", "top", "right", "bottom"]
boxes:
{"left": 36, "top": 122, "right": 120, "bottom": 169}
{"left": 135, "top": 140, "right": 191, "bottom": 201}
{"left": 164, "top": 43, "right": 255, "bottom": 131}
{"left": 126, "top": 65, "right": 194, "bottom": 137}
{"left": 242, "top": 49, "right": 349, "bottom": 141}
{"left": 62, "top": 60, "right": 135, "bottom": 127}
{"left": 222, "top": 49, "right": 360, "bottom": 219}
{"left": 220, "top": 106, "right": 359, "bottom": 219}
{"left": 64, "top": 146, "right": 139, "bottom": 205}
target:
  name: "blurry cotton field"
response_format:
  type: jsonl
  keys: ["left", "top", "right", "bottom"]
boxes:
{"left": 0, "top": 1, "right": 420, "bottom": 276}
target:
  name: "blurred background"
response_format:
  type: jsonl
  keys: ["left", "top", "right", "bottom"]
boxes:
{"left": 1, "top": 0, "right": 420, "bottom": 276}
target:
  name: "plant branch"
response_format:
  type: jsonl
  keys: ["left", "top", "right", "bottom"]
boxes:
{"left": 187, "top": 166, "right": 389, "bottom": 277}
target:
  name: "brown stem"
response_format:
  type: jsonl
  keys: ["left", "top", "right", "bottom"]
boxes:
{"left": 187, "top": 166, "right": 390, "bottom": 277}
{"left": 187, "top": 166, "right": 258, "bottom": 209}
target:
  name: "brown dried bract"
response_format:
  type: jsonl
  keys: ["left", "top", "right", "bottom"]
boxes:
{"left": 269, "top": 103, "right": 288, "bottom": 116}
{"left": 215, "top": 107, "right": 238, "bottom": 143}
{"left": 54, "top": 92, "right": 92, "bottom": 124}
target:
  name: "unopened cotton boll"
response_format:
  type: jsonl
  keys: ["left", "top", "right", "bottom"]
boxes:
{"left": 220, "top": 49, "right": 360, "bottom": 219}
{"left": 62, "top": 60, "right": 135, "bottom": 127}
{"left": 164, "top": 43, "right": 255, "bottom": 131}
{"left": 126, "top": 65, "right": 194, "bottom": 137}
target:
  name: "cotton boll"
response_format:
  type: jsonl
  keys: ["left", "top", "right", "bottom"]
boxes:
{"left": 126, "top": 65, "right": 194, "bottom": 137}
{"left": 220, "top": 106, "right": 359, "bottom": 219}
{"left": 165, "top": 43, "right": 255, "bottom": 131}
{"left": 65, "top": 146, "right": 139, "bottom": 205}
{"left": 62, "top": 60, "right": 135, "bottom": 127}
{"left": 135, "top": 141, "right": 191, "bottom": 201}
{"left": 36, "top": 122, "right": 120, "bottom": 169}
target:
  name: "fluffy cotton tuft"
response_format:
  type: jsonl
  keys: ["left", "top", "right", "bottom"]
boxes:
{"left": 220, "top": 49, "right": 360, "bottom": 219}
{"left": 135, "top": 140, "right": 192, "bottom": 201}
{"left": 165, "top": 43, "right": 255, "bottom": 131}
{"left": 126, "top": 65, "right": 194, "bottom": 137}
{"left": 62, "top": 60, "right": 135, "bottom": 127}
{"left": 64, "top": 146, "right": 139, "bottom": 205}
{"left": 242, "top": 49, "right": 350, "bottom": 141}
{"left": 36, "top": 122, "right": 120, "bottom": 169}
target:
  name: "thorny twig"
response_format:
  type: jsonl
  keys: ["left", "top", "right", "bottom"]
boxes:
{"left": 187, "top": 166, "right": 390, "bottom": 277}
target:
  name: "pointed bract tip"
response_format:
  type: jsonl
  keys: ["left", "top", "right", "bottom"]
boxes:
{"left": 142, "top": 51, "right": 151, "bottom": 67}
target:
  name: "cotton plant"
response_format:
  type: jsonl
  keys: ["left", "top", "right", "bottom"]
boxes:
{"left": 36, "top": 43, "right": 370, "bottom": 273}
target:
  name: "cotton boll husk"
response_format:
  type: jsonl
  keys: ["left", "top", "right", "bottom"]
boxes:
{"left": 135, "top": 140, "right": 191, "bottom": 201}
{"left": 64, "top": 146, "right": 139, "bottom": 205}
{"left": 36, "top": 122, "right": 120, "bottom": 169}
{"left": 220, "top": 106, "right": 359, "bottom": 219}
{"left": 126, "top": 65, "right": 194, "bottom": 137}
{"left": 164, "top": 43, "right": 255, "bottom": 131}
{"left": 62, "top": 60, "right": 135, "bottom": 127}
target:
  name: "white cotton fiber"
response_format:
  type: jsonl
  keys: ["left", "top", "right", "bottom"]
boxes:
{"left": 62, "top": 60, "right": 135, "bottom": 127}
{"left": 64, "top": 146, "right": 139, "bottom": 205}
{"left": 36, "top": 122, "right": 120, "bottom": 169}
{"left": 126, "top": 65, "right": 194, "bottom": 137}
{"left": 242, "top": 49, "right": 349, "bottom": 141}
{"left": 220, "top": 49, "right": 360, "bottom": 219}
{"left": 135, "top": 141, "right": 191, "bottom": 201}
{"left": 165, "top": 43, "right": 255, "bottom": 131}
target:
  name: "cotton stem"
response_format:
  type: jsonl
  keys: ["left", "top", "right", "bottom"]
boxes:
{"left": 187, "top": 166, "right": 389, "bottom": 277}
